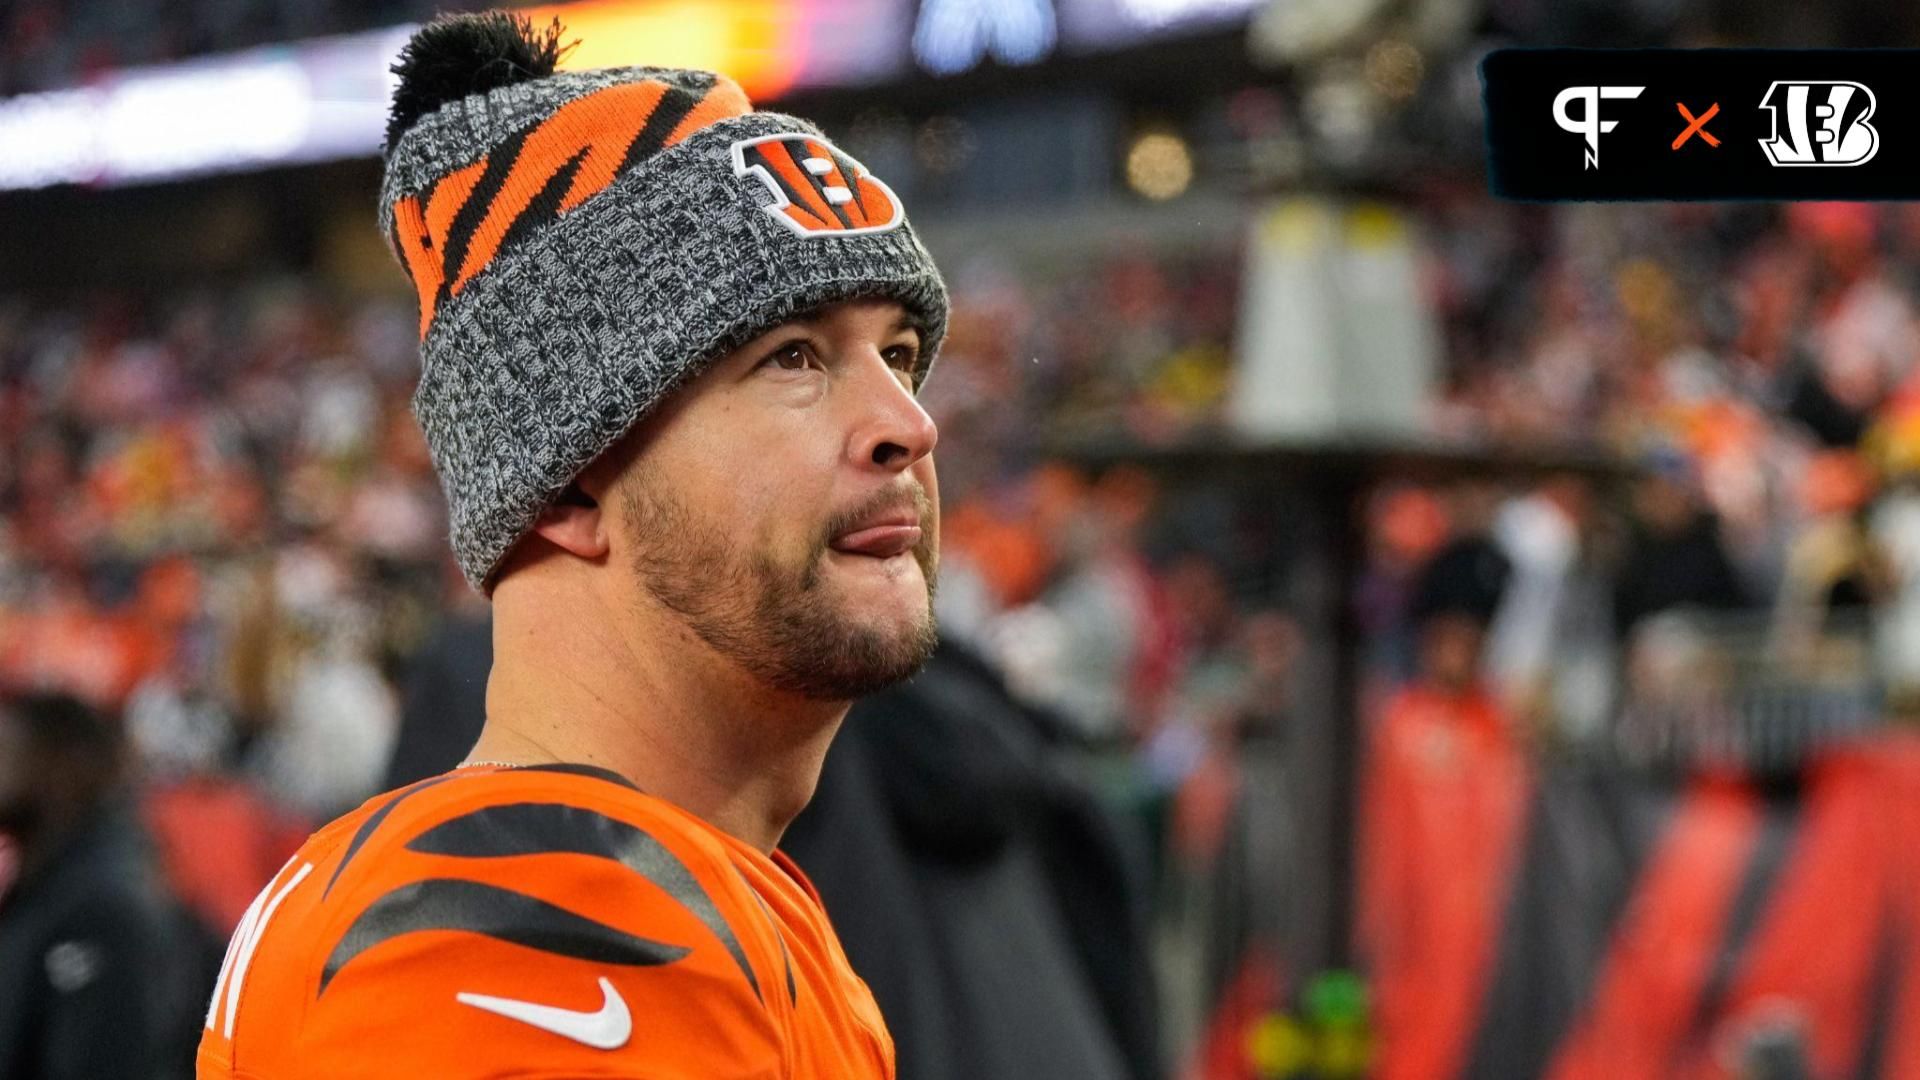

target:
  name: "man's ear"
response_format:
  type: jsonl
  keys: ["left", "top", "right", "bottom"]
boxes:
{"left": 527, "top": 480, "right": 609, "bottom": 560}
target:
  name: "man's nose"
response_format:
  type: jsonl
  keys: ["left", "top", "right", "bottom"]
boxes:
{"left": 845, "top": 355, "right": 938, "bottom": 473}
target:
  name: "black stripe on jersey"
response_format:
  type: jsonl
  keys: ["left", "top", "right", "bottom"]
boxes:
{"left": 323, "top": 774, "right": 457, "bottom": 900}
{"left": 406, "top": 801, "right": 763, "bottom": 1002}
{"left": 319, "top": 877, "right": 689, "bottom": 994}
{"left": 748, "top": 888, "right": 798, "bottom": 1007}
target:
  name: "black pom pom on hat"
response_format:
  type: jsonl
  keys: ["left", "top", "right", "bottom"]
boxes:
{"left": 385, "top": 11, "right": 575, "bottom": 154}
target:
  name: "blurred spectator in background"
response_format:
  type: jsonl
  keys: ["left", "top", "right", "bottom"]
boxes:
{"left": 785, "top": 633, "right": 1161, "bottom": 1080}
{"left": 1169, "top": 604, "right": 1306, "bottom": 1080}
{"left": 0, "top": 690, "right": 196, "bottom": 1079}
{"left": 1358, "top": 536, "right": 1531, "bottom": 1080}
{"left": 1613, "top": 451, "right": 1751, "bottom": 638}
{"left": 127, "top": 590, "right": 309, "bottom": 1007}
{"left": 242, "top": 538, "right": 399, "bottom": 820}
{"left": 1776, "top": 449, "right": 1889, "bottom": 643}
{"left": 1486, "top": 476, "right": 1617, "bottom": 740}
{"left": 380, "top": 559, "right": 492, "bottom": 788}
{"left": 1866, "top": 407, "right": 1920, "bottom": 712}
{"left": 986, "top": 466, "right": 1172, "bottom": 744}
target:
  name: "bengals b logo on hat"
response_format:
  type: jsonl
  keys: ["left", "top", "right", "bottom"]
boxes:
{"left": 731, "top": 133, "right": 905, "bottom": 237}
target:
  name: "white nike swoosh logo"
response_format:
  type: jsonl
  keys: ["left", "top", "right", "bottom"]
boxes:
{"left": 456, "top": 976, "right": 632, "bottom": 1049}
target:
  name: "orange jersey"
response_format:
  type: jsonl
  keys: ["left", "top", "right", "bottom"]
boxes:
{"left": 196, "top": 764, "right": 893, "bottom": 1079}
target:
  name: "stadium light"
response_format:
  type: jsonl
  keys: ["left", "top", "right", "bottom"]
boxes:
{"left": 0, "top": 0, "right": 1270, "bottom": 192}
{"left": 1125, "top": 129, "right": 1194, "bottom": 200}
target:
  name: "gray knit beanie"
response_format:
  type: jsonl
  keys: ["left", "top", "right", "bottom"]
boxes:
{"left": 379, "top": 13, "right": 948, "bottom": 593}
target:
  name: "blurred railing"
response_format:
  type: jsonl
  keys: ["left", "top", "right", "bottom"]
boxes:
{"left": 1604, "top": 608, "right": 1889, "bottom": 775}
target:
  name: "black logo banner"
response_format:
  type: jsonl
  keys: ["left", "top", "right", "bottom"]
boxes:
{"left": 1482, "top": 49, "right": 1920, "bottom": 200}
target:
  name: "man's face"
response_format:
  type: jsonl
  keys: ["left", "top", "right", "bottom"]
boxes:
{"left": 612, "top": 298, "right": 940, "bottom": 701}
{"left": 1419, "top": 613, "right": 1485, "bottom": 693}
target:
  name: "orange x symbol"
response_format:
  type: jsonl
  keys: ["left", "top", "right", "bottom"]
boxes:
{"left": 1673, "top": 102, "right": 1720, "bottom": 149}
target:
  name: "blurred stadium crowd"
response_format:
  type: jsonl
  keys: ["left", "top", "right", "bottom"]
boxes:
{"left": 0, "top": 0, "right": 472, "bottom": 95}
{"left": 12, "top": 195, "right": 1920, "bottom": 793}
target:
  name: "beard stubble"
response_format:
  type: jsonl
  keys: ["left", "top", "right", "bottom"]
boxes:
{"left": 620, "top": 472, "right": 939, "bottom": 701}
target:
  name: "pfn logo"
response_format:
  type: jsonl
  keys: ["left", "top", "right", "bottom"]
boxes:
{"left": 1553, "top": 85, "right": 1645, "bottom": 169}
{"left": 1758, "top": 81, "right": 1879, "bottom": 166}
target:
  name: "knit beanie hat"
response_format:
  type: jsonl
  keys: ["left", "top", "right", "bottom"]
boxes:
{"left": 379, "top": 13, "right": 949, "bottom": 593}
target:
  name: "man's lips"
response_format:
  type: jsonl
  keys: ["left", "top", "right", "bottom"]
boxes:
{"left": 830, "top": 514, "right": 922, "bottom": 558}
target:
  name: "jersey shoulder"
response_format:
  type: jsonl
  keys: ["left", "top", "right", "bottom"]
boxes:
{"left": 201, "top": 765, "right": 792, "bottom": 1079}
{"left": 310, "top": 764, "right": 757, "bottom": 926}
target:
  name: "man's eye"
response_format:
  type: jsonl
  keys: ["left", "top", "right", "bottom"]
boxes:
{"left": 765, "top": 342, "right": 812, "bottom": 371}
{"left": 882, "top": 345, "right": 918, "bottom": 371}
